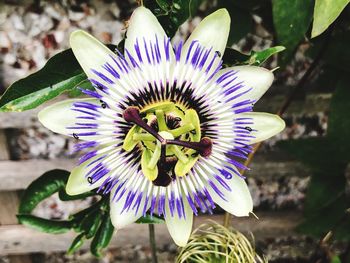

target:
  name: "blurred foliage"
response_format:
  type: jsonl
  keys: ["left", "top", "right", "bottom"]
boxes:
{"left": 272, "top": 0, "right": 314, "bottom": 63}
{"left": 279, "top": 79, "right": 350, "bottom": 241}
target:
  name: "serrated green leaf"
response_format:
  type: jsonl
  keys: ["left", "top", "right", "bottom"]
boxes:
{"left": 136, "top": 214, "right": 164, "bottom": 224}
{"left": 17, "top": 214, "right": 73, "bottom": 234}
{"left": 272, "top": 0, "right": 313, "bottom": 63}
{"left": 19, "top": 169, "right": 69, "bottom": 214}
{"left": 0, "top": 45, "right": 117, "bottom": 112}
{"left": 312, "top": 0, "right": 350, "bottom": 38}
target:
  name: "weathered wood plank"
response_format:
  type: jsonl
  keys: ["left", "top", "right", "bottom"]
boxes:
{"left": 0, "top": 212, "right": 302, "bottom": 255}
{"left": 0, "top": 93, "right": 331, "bottom": 129}
{"left": 0, "top": 130, "right": 33, "bottom": 262}
{"left": 0, "top": 158, "right": 310, "bottom": 191}
{"left": 0, "top": 159, "right": 76, "bottom": 191}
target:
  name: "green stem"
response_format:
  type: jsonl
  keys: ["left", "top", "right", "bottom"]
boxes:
{"left": 149, "top": 224, "right": 158, "bottom": 263}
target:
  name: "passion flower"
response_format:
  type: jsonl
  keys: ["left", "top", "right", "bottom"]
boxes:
{"left": 38, "top": 7, "right": 285, "bottom": 246}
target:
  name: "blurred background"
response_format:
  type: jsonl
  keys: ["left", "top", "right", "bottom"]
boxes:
{"left": 0, "top": 0, "right": 349, "bottom": 262}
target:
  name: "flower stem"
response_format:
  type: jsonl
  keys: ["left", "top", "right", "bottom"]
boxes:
{"left": 149, "top": 224, "right": 158, "bottom": 263}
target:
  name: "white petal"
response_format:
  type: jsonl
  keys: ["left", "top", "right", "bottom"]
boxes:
{"left": 237, "top": 112, "right": 285, "bottom": 144}
{"left": 217, "top": 65, "right": 274, "bottom": 102}
{"left": 125, "top": 7, "right": 170, "bottom": 58}
{"left": 208, "top": 173, "right": 253, "bottom": 217}
{"left": 66, "top": 158, "right": 104, "bottom": 195}
{"left": 38, "top": 98, "right": 100, "bottom": 140}
{"left": 70, "top": 30, "right": 117, "bottom": 78}
{"left": 164, "top": 198, "right": 193, "bottom": 247}
{"left": 183, "top": 8, "right": 230, "bottom": 57}
{"left": 110, "top": 185, "right": 148, "bottom": 229}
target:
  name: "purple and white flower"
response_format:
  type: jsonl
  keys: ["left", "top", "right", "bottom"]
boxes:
{"left": 38, "top": 7, "right": 285, "bottom": 246}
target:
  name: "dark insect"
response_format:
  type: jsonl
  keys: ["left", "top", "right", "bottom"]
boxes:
{"left": 100, "top": 100, "right": 107, "bottom": 108}
{"left": 215, "top": 50, "right": 221, "bottom": 57}
{"left": 87, "top": 177, "right": 93, "bottom": 184}
{"left": 73, "top": 133, "right": 79, "bottom": 140}
{"left": 244, "top": 126, "right": 253, "bottom": 132}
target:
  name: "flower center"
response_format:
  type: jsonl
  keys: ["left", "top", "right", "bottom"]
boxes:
{"left": 122, "top": 102, "right": 212, "bottom": 186}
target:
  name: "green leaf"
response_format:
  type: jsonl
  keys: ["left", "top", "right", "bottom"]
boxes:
{"left": 19, "top": 169, "right": 69, "bottom": 214}
{"left": 80, "top": 209, "right": 103, "bottom": 238}
{"left": 70, "top": 200, "right": 103, "bottom": 221}
{"left": 307, "top": 31, "right": 350, "bottom": 73}
{"left": 278, "top": 138, "right": 345, "bottom": 173}
{"left": 223, "top": 46, "right": 285, "bottom": 66}
{"left": 0, "top": 45, "right": 117, "bottom": 112}
{"left": 17, "top": 214, "right": 73, "bottom": 234}
{"left": 136, "top": 214, "right": 164, "bottom": 224}
{"left": 304, "top": 170, "right": 346, "bottom": 216}
{"left": 334, "top": 213, "right": 350, "bottom": 240}
{"left": 312, "top": 0, "right": 350, "bottom": 38}
{"left": 0, "top": 49, "right": 86, "bottom": 112}
{"left": 248, "top": 46, "right": 286, "bottom": 65}
{"left": 90, "top": 213, "right": 115, "bottom": 257}
{"left": 272, "top": 0, "right": 314, "bottom": 63}
{"left": 68, "top": 233, "right": 86, "bottom": 254}
{"left": 330, "top": 255, "right": 342, "bottom": 263}
{"left": 297, "top": 193, "right": 349, "bottom": 239}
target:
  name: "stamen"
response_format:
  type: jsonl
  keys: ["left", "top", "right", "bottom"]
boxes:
{"left": 148, "top": 142, "right": 161, "bottom": 169}
{"left": 155, "top": 110, "right": 168, "bottom": 131}
{"left": 169, "top": 123, "right": 194, "bottom": 137}
{"left": 167, "top": 137, "right": 212, "bottom": 157}
{"left": 133, "top": 133, "right": 155, "bottom": 141}
{"left": 123, "top": 107, "right": 164, "bottom": 143}
{"left": 170, "top": 145, "right": 189, "bottom": 163}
